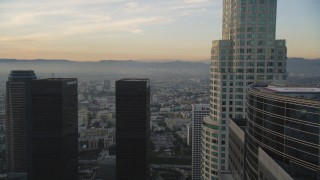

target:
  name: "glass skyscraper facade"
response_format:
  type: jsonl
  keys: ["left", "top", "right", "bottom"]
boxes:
{"left": 31, "top": 78, "right": 78, "bottom": 180}
{"left": 116, "top": 79, "right": 150, "bottom": 180}
{"left": 5, "top": 70, "right": 36, "bottom": 176}
{"left": 246, "top": 85, "right": 320, "bottom": 180}
{"left": 202, "top": 0, "right": 287, "bottom": 179}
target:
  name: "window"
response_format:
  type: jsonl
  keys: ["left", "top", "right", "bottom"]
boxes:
{"left": 246, "top": 75, "right": 254, "bottom": 80}
{"left": 236, "top": 88, "right": 243, "bottom": 93}
{"left": 236, "top": 101, "right": 243, "bottom": 105}
{"left": 246, "top": 69, "right": 254, "bottom": 73}
{"left": 236, "top": 75, "right": 244, "bottom": 80}
{"left": 236, "top": 108, "right": 243, "bottom": 112}
{"left": 235, "top": 94, "right": 244, "bottom": 99}
{"left": 222, "top": 81, "right": 226, "bottom": 86}
{"left": 247, "top": 62, "right": 255, "bottom": 66}
{"left": 267, "top": 62, "right": 273, "bottom": 66}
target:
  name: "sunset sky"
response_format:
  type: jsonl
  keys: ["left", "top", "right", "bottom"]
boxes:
{"left": 1, "top": 0, "right": 319, "bottom": 61}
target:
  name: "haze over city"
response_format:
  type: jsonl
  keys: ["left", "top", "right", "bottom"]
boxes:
{"left": 1, "top": 0, "right": 319, "bottom": 61}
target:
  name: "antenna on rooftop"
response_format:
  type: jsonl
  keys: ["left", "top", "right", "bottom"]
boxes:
{"left": 51, "top": 73, "right": 55, "bottom": 78}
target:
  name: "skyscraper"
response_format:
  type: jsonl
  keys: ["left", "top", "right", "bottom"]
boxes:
{"left": 202, "top": 0, "right": 287, "bottom": 179}
{"left": 116, "top": 79, "right": 150, "bottom": 180}
{"left": 5, "top": 70, "right": 36, "bottom": 175}
{"left": 191, "top": 104, "right": 210, "bottom": 180}
{"left": 31, "top": 78, "right": 78, "bottom": 180}
{"left": 246, "top": 84, "right": 320, "bottom": 179}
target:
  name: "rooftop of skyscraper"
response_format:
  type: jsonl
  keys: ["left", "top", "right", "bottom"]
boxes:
{"left": 118, "top": 78, "right": 149, "bottom": 82}
{"left": 251, "top": 84, "right": 320, "bottom": 100}
{"left": 36, "top": 78, "right": 76, "bottom": 81}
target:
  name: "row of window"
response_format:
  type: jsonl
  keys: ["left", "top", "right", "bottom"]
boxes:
{"left": 212, "top": 39, "right": 285, "bottom": 49}
{"left": 215, "top": 47, "right": 283, "bottom": 54}
{"left": 212, "top": 81, "right": 254, "bottom": 86}
{"left": 212, "top": 55, "right": 286, "bottom": 61}
{"left": 236, "top": 12, "right": 275, "bottom": 21}
{"left": 239, "top": 0, "right": 276, "bottom": 5}
{"left": 237, "top": 6, "right": 276, "bottom": 12}
{"left": 235, "top": 26, "right": 274, "bottom": 33}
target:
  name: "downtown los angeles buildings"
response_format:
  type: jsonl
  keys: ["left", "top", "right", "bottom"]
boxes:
{"left": 6, "top": 73, "right": 78, "bottom": 179}
{"left": 116, "top": 79, "right": 150, "bottom": 180}
{"left": 192, "top": 104, "right": 210, "bottom": 180}
{"left": 31, "top": 78, "right": 78, "bottom": 180}
{"left": 202, "top": 0, "right": 287, "bottom": 179}
{"left": 229, "top": 85, "right": 320, "bottom": 180}
{"left": 245, "top": 85, "right": 320, "bottom": 180}
{"left": 5, "top": 70, "right": 36, "bottom": 176}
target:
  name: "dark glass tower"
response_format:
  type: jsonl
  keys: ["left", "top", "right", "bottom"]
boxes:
{"left": 5, "top": 70, "right": 36, "bottom": 175}
{"left": 116, "top": 79, "right": 150, "bottom": 180}
{"left": 31, "top": 78, "right": 78, "bottom": 180}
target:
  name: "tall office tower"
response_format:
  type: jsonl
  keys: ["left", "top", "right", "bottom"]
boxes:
{"left": 246, "top": 85, "right": 320, "bottom": 180}
{"left": 116, "top": 79, "right": 150, "bottom": 180}
{"left": 5, "top": 70, "right": 36, "bottom": 175}
{"left": 31, "top": 78, "right": 78, "bottom": 180}
{"left": 203, "top": 0, "right": 287, "bottom": 179}
{"left": 191, "top": 104, "right": 210, "bottom": 180}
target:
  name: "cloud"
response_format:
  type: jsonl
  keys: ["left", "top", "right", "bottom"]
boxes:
{"left": 63, "top": 16, "right": 171, "bottom": 35}
{"left": 0, "top": 0, "right": 216, "bottom": 43}
{"left": 132, "top": 29, "right": 143, "bottom": 34}
{"left": 185, "top": 0, "right": 209, "bottom": 4}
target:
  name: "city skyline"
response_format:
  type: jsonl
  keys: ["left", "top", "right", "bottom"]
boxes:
{"left": 1, "top": 0, "right": 319, "bottom": 61}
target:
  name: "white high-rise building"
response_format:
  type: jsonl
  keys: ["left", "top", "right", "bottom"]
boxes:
{"left": 201, "top": 0, "right": 287, "bottom": 179}
{"left": 192, "top": 104, "right": 210, "bottom": 180}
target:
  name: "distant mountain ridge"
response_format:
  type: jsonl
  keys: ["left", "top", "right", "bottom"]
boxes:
{"left": 1, "top": 57, "right": 319, "bottom": 64}
{"left": 0, "top": 58, "right": 319, "bottom": 77}
{"left": 286, "top": 58, "right": 320, "bottom": 76}
{"left": 0, "top": 59, "right": 74, "bottom": 63}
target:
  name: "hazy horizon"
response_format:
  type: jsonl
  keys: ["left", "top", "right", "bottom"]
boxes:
{"left": 0, "top": 57, "right": 320, "bottom": 63}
